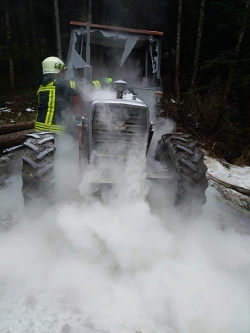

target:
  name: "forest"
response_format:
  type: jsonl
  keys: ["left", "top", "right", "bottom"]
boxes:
{"left": 1, "top": 0, "right": 250, "bottom": 165}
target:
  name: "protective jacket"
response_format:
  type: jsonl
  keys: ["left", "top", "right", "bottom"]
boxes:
{"left": 92, "top": 78, "right": 113, "bottom": 89}
{"left": 35, "top": 75, "right": 80, "bottom": 133}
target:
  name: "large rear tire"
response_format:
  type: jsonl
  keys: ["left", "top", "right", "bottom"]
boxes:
{"left": 22, "top": 132, "right": 56, "bottom": 208}
{"left": 154, "top": 132, "right": 208, "bottom": 215}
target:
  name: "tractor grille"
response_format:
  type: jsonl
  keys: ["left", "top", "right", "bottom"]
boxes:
{"left": 91, "top": 103, "right": 148, "bottom": 160}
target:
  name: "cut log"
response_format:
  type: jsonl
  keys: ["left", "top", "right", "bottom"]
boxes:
{"left": 0, "top": 129, "right": 34, "bottom": 151}
{"left": 0, "top": 121, "right": 35, "bottom": 135}
{"left": 207, "top": 172, "right": 250, "bottom": 197}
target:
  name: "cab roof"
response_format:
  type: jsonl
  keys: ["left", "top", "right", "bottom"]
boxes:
{"left": 70, "top": 21, "right": 164, "bottom": 37}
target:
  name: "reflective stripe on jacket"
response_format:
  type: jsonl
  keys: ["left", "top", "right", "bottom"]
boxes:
{"left": 35, "top": 76, "right": 79, "bottom": 133}
{"left": 92, "top": 78, "right": 113, "bottom": 89}
{"left": 34, "top": 121, "right": 65, "bottom": 133}
{"left": 92, "top": 80, "right": 101, "bottom": 89}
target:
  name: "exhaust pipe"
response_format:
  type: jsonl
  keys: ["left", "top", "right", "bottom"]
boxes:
{"left": 113, "top": 79, "right": 127, "bottom": 99}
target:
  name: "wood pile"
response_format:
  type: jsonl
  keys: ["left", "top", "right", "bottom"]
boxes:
{"left": 0, "top": 121, "right": 35, "bottom": 151}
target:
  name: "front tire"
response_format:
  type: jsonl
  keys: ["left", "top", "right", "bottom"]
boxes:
{"left": 22, "top": 132, "right": 56, "bottom": 208}
{"left": 154, "top": 132, "right": 208, "bottom": 215}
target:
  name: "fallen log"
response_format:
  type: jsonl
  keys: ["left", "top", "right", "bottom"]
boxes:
{"left": 0, "top": 121, "right": 35, "bottom": 135}
{"left": 207, "top": 172, "right": 250, "bottom": 197}
{"left": 0, "top": 129, "right": 34, "bottom": 151}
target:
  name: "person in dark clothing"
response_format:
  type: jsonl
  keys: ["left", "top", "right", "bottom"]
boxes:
{"left": 35, "top": 56, "right": 84, "bottom": 133}
{"left": 72, "top": 65, "right": 113, "bottom": 89}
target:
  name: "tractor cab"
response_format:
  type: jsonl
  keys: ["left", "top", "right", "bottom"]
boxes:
{"left": 65, "top": 22, "right": 164, "bottom": 121}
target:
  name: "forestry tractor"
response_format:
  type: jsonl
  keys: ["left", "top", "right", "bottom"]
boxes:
{"left": 21, "top": 22, "right": 208, "bottom": 215}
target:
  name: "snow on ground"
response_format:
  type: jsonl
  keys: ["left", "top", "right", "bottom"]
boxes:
{"left": 204, "top": 155, "right": 250, "bottom": 213}
{"left": 205, "top": 155, "right": 250, "bottom": 190}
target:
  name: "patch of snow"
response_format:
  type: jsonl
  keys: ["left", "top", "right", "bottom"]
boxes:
{"left": 204, "top": 155, "right": 250, "bottom": 213}
{"left": 26, "top": 107, "right": 34, "bottom": 112}
{"left": 170, "top": 99, "right": 176, "bottom": 104}
{"left": 10, "top": 119, "right": 15, "bottom": 123}
{"left": 204, "top": 156, "right": 250, "bottom": 190}
{"left": 0, "top": 107, "right": 12, "bottom": 112}
{"left": 18, "top": 112, "right": 21, "bottom": 116}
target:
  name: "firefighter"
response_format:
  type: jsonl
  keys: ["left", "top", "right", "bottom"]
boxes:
{"left": 35, "top": 56, "right": 84, "bottom": 133}
{"left": 72, "top": 66, "right": 113, "bottom": 89}
{"left": 92, "top": 77, "right": 113, "bottom": 89}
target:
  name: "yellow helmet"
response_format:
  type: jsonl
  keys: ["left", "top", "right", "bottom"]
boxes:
{"left": 42, "top": 56, "right": 67, "bottom": 74}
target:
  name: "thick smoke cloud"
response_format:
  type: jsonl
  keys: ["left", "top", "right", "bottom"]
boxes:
{"left": 0, "top": 123, "right": 250, "bottom": 333}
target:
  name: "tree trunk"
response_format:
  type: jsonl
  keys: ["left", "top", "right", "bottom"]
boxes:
{"left": 54, "top": 0, "right": 62, "bottom": 59}
{"left": 0, "top": 130, "right": 34, "bottom": 151}
{"left": 88, "top": 0, "right": 92, "bottom": 22}
{"left": 191, "top": 0, "right": 206, "bottom": 90}
{"left": 224, "top": 0, "right": 250, "bottom": 101}
{"left": 101, "top": 0, "right": 106, "bottom": 23}
{"left": 79, "top": 0, "right": 87, "bottom": 22}
{"left": 175, "top": 0, "right": 182, "bottom": 114}
{"left": 0, "top": 121, "right": 35, "bottom": 135}
{"left": 28, "top": 0, "right": 36, "bottom": 49}
{"left": 5, "top": 1, "right": 14, "bottom": 90}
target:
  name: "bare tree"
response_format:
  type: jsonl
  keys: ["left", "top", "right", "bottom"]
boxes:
{"left": 88, "top": 0, "right": 92, "bottom": 22}
{"left": 5, "top": 0, "right": 14, "bottom": 90}
{"left": 101, "top": 0, "right": 106, "bottom": 23}
{"left": 224, "top": 0, "right": 250, "bottom": 100}
{"left": 191, "top": 0, "right": 206, "bottom": 90}
{"left": 54, "top": 0, "right": 62, "bottom": 59}
{"left": 78, "top": 0, "right": 91, "bottom": 23}
{"left": 79, "top": 0, "right": 88, "bottom": 22}
{"left": 175, "top": 0, "right": 182, "bottom": 112}
{"left": 16, "top": 1, "right": 29, "bottom": 51}
{"left": 28, "top": 0, "right": 36, "bottom": 48}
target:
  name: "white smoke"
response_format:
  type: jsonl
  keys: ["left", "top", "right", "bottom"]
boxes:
{"left": 1, "top": 128, "right": 250, "bottom": 333}
{"left": 147, "top": 117, "right": 175, "bottom": 158}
